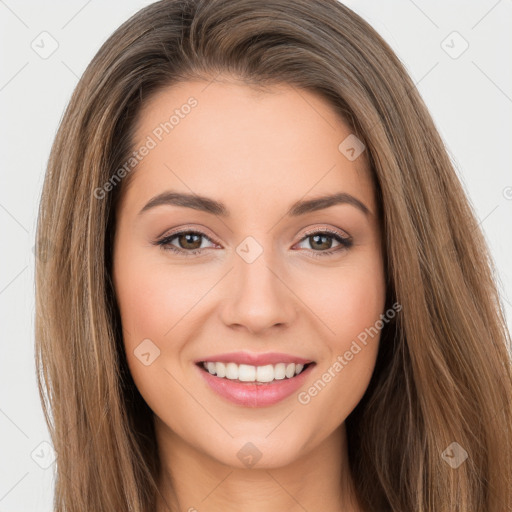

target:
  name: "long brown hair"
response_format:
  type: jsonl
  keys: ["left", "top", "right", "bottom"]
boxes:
{"left": 35, "top": 0, "right": 512, "bottom": 510}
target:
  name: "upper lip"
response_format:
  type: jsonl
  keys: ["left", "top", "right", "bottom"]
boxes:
{"left": 195, "top": 351, "right": 314, "bottom": 366}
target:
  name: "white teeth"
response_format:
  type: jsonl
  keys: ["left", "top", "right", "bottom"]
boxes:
{"left": 216, "top": 362, "right": 226, "bottom": 378}
{"left": 274, "top": 363, "right": 286, "bottom": 380}
{"left": 256, "top": 364, "right": 274, "bottom": 383}
{"left": 225, "top": 362, "right": 238, "bottom": 380}
{"left": 239, "top": 364, "right": 256, "bottom": 382}
{"left": 201, "top": 361, "right": 308, "bottom": 382}
{"left": 285, "top": 363, "right": 295, "bottom": 378}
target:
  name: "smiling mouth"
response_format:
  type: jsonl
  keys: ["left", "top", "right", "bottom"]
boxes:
{"left": 196, "top": 361, "right": 315, "bottom": 384}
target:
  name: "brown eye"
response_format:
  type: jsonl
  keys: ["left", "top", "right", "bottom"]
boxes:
{"left": 155, "top": 230, "right": 217, "bottom": 256}
{"left": 295, "top": 229, "right": 353, "bottom": 258}
{"left": 175, "top": 232, "right": 203, "bottom": 250}
{"left": 309, "top": 233, "right": 335, "bottom": 250}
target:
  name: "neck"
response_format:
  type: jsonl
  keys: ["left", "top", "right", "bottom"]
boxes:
{"left": 154, "top": 420, "right": 361, "bottom": 512}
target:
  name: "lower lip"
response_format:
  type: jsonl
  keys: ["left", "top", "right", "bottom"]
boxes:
{"left": 196, "top": 363, "right": 315, "bottom": 407}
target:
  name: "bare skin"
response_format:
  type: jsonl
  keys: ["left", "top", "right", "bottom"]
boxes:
{"left": 112, "top": 77, "right": 386, "bottom": 512}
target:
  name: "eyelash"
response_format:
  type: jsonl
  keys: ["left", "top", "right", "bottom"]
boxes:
{"left": 154, "top": 227, "right": 353, "bottom": 258}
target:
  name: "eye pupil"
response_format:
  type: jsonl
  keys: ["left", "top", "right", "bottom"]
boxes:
{"left": 179, "top": 233, "right": 202, "bottom": 249}
{"left": 310, "top": 234, "right": 332, "bottom": 250}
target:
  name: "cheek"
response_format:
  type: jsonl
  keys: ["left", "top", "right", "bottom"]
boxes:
{"left": 114, "top": 248, "right": 208, "bottom": 343}
{"left": 296, "top": 257, "right": 385, "bottom": 417}
{"left": 113, "top": 252, "right": 187, "bottom": 414}
{"left": 113, "top": 247, "right": 220, "bottom": 398}
{"left": 305, "top": 258, "right": 386, "bottom": 344}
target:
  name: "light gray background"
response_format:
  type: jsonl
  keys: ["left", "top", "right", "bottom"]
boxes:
{"left": 1, "top": 1, "right": 511, "bottom": 510}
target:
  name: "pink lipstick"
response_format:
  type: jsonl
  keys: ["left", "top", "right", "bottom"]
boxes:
{"left": 194, "top": 351, "right": 316, "bottom": 407}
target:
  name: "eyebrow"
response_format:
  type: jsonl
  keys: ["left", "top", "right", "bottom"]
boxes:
{"left": 138, "top": 191, "right": 371, "bottom": 218}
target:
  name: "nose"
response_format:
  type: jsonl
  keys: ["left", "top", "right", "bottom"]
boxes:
{"left": 219, "top": 248, "right": 298, "bottom": 335}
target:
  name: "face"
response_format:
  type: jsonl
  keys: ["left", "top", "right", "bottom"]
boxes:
{"left": 112, "top": 78, "right": 386, "bottom": 469}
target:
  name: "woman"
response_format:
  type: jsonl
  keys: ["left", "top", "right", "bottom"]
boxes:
{"left": 34, "top": 0, "right": 512, "bottom": 510}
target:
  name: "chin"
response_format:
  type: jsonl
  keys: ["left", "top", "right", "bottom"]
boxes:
{"left": 200, "top": 432, "right": 309, "bottom": 470}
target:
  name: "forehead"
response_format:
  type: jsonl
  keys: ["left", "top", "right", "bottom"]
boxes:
{"left": 122, "top": 79, "right": 375, "bottom": 216}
